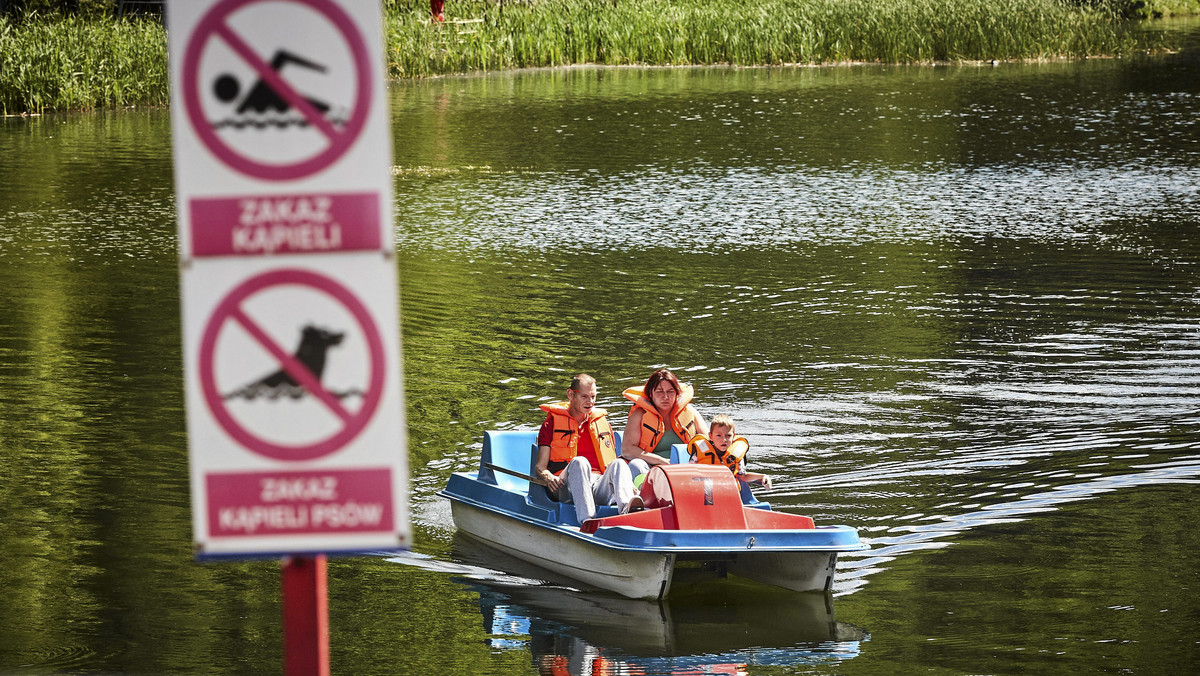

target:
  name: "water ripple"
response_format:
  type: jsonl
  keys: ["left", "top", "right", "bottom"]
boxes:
{"left": 396, "top": 164, "right": 1200, "bottom": 255}
{"left": 834, "top": 457, "right": 1200, "bottom": 594}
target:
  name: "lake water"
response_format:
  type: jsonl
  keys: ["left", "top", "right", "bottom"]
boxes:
{"left": 3, "top": 24, "right": 1200, "bottom": 675}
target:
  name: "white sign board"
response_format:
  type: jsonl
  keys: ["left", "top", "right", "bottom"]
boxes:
{"left": 167, "top": 0, "right": 409, "bottom": 556}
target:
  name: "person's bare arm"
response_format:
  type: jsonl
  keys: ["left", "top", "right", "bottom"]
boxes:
{"left": 620, "top": 408, "right": 644, "bottom": 457}
{"left": 741, "top": 471, "right": 772, "bottom": 489}
{"left": 533, "top": 445, "right": 563, "bottom": 492}
{"left": 691, "top": 407, "right": 709, "bottom": 435}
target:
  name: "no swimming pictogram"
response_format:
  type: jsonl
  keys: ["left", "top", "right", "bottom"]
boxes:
{"left": 199, "top": 268, "right": 386, "bottom": 461}
{"left": 182, "top": 0, "right": 373, "bottom": 180}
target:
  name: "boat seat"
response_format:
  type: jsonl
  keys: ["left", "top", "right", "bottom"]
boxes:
{"left": 671, "top": 443, "right": 766, "bottom": 506}
{"left": 525, "top": 444, "right": 568, "bottom": 522}
{"left": 582, "top": 464, "right": 806, "bottom": 533}
{"left": 478, "top": 430, "right": 538, "bottom": 492}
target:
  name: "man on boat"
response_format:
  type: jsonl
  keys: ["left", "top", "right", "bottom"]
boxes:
{"left": 534, "top": 374, "right": 642, "bottom": 523}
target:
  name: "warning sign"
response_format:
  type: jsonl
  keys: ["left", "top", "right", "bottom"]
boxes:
{"left": 206, "top": 468, "right": 394, "bottom": 537}
{"left": 189, "top": 192, "right": 382, "bottom": 257}
{"left": 180, "top": 0, "right": 372, "bottom": 180}
{"left": 168, "top": 0, "right": 407, "bottom": 557}
{"left": 181, "top": 255, "right": 408, "bottom": 556}
{"left": 198, "top": 268, "right": 385, "bottom": 461}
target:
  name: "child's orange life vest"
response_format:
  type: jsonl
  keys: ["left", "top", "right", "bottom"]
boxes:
{"left": 687, "top": 432, "right": 749, "bottom": 472}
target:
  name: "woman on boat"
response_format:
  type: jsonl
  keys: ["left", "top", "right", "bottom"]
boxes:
{"left": 620, "top": 368, "right": 708, "bottom": 478}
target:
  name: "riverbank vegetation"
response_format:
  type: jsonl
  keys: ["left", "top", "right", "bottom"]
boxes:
{"left": 1, "top": 0, "right": 1195, "bottom": 114}
{"left": 0, "top": 14, "right": 167, "bottom": 114}
{"left": 385, "top": 0, "right": 1179, "bottom": 78}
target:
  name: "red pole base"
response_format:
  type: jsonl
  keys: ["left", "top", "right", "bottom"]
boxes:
{"left": 282, "top": 555, "right": 330, "bottom": 676}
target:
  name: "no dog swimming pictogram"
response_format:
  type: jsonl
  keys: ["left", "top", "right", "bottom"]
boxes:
{"left": 199, "top": 268, "right": 386, "bottom": 461}
{"left": 182, "top": 0, "right": 373, "bottom": 180}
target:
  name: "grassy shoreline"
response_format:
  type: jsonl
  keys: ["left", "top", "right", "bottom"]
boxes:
{"left": 0, "top": 0, "right": 1191, "bottom": 115}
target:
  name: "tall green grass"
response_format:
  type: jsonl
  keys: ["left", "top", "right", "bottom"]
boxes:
{"left": 0, "top": 14, "right": 167, "bottom": 115}
{"left": 387, "top": 0, "right": 1165, "bottom": 78}
{"left": 0, "top": 0, "right": 1175, "bottom": 114}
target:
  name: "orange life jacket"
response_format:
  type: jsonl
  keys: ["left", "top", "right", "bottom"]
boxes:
{"left": 537, "top": 654, "right": 613, "bottom": 676}
{"left": 539, "top": 655, "right": 569, "bottom": 676}
{"left": 539, "top": 402, "right": 617, "bottom": 473}
{"left": 687, "top": 433, "right": 749, "bottom": 472}
{"left": 623, "top": 384, "right": 700, "bottom": 454}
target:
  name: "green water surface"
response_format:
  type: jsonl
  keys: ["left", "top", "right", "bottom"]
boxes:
{"left": 2, "top": 35, "right": 1200, "bottom": 675}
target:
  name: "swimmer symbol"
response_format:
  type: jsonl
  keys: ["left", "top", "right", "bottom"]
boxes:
{"left": 212, "top": 50, "right": 340, "bottom": 128}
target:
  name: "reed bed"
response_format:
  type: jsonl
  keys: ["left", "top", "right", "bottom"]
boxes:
{"left": 0, "top": 0, "right": 1170, "bottom": 114}
{"left": 387, "top": 0, "right": 1161, "bottom": 77}
{"left": 0, "top": 14, "right": 167, "bottom": 115}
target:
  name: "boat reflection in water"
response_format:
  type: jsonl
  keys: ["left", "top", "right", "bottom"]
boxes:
{"left": 453, "top": 536, "right": 866, "bottom": 675}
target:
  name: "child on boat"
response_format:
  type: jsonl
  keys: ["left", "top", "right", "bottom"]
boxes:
{"left": 686, "top": 414, "right": 772, "bottom": 488}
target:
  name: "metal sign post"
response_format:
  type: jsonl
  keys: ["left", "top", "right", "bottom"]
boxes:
{"left": 282, "top": 555, "right": 330, "bottom": 675}
{"left": 166, "top": 0, "right": 407, "bottom": 671}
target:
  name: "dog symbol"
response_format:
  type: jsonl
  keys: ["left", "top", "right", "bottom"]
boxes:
{"left": 225, "top": 325, "right": 344, "bottom": 401}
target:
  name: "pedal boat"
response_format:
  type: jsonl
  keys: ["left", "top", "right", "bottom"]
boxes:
{"left": 439, "top": 431, "right": 867, "bottom": 600}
